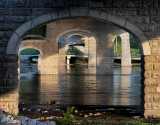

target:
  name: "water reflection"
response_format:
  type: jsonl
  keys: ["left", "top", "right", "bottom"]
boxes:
{"left": 19, "top": 64, "right": 141, "bottom": 106}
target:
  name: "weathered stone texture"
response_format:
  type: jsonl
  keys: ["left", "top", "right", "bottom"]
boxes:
{"left": 1, "top": 0, "right": 160, "bottom": 118}
{"left": 0, "top": 54, "right": 18, "bottom": 115}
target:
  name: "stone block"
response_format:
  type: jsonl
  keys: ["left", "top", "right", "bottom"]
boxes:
{"left": 15, "top": 20, "right": 34, "bottom": 37}
{"left": 152, "top": 71, "right": 160, "bottom": 79}
{"left": 3, "top": 86, "right": 18, "bottom": 94}
{"left": 6, "top": 79, "right": 18, "bottom": 86}
{"left": 89, "top": 0, "right": 103, "bottom": 7}
{"left": 70, "top": 8, "right": 89, "bottom": 17}
{"left": 32, "top": 8, "right": 51, "bottom": 17}
{"left": 57, "top": 8, "right": 71, "bottom": 19}
{"left": 5, "top": 16, "right": 26, "bottom": 23}
{"left": 66, "top": 0, "right": 88, "bottom": 7}
{"left": 0, "top": 87, "right": 3, "bottom": 94}
{"left": 154, "top": 63, "right": 160, "bottom": 70}
{"left": 0, "top": 8, "right": 7, "bottom": 15}
{"left": 107, "top": 13, "right": 126, "bottom": 27}
{"left": 153, "top": 94, "right": 160, "bottom": 102}
{"left": 3, "top": 55, "right": 18, "bottom": 62}
{"left": 27, "top": 0, "right": 50, "bottom": 8}
{"left": 4, "top": 31, "right": 14, "bottom": 39}
{"left": 32, "top": 13, "right": 52, "bottom": 27}
{"left": 145, "top": 102, "right": 152, "bottom": 109}
{"left": 0, "top": 32, "right": 4, "bottom": 38}
{"left": 125, "top": 21, "right": 143, "bottom": 37}
{"left": 145, "top": 55, "right": 155, "bottom": 63}
{"left": 152, "top": 102, "right": 160, "bottom": 110}
{"left": 155, "top": 56, "right": 160, "bottom": 63}
{"left": 144, "top": 79, "right": 158, "bottom": 86}
{"left": 145, "top": 86, "right": 156, "bottom": 94}
{"left": 0, "top": 0, "right": 5, "bottom": 7}
{"left": 6, "top": 8, "right": 31, "bottom": 16}
{"left": 0, "top": 16, "right": 4, "bottom": 23}
{"left": 144, "top": 71, "right": 151, "bottom": 78}
{"left": 145, "top": 94, "right": 153, "bottom": 102}
{"left": 0, "top": 78, "right": 6, "bottom": 86}
{"left": 0, "top": 47, "right": 6, "bottom": 53}
{"left": 88, "top": 10, "right": 108, "bottom": 20}
{"left": 156, "top": 87, "right": 160, "bottom": 93}
{"left": 5, "top": 0, "right": 26, "bottom": 7}
{"left": 52, "top": 0, "right": 65, "bottom": 7}
{"left": 145, "top": 63, "right": 153, "bottom": 71}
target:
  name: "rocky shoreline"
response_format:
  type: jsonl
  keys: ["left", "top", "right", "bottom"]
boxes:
{"left": 0, "top": 109, "right": 56, "bottom": 125}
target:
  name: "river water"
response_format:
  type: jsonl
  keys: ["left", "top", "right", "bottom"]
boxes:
{"left": 19, "top": 64, "right": 141, "bottom": 106}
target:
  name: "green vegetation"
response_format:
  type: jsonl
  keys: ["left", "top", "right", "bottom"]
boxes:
{"left": 24, "top": 25, "right": 46, "bottom": 40}
{"left": 66, "top": 48, "right": 85, "bottom": 55}
{"left": 57, "top": 106, "right": 77, "bottom": 125}
{"left": 20, "top": 48, "right": 40, "bottom": 55}
{"left": 114, "top": 34, "right": 140, "bottom": 55}
{"left": 75, "top": 118, "right": 160, "bottom": 125}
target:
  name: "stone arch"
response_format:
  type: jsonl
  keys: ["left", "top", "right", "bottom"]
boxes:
{"left": 19, "top": 45, "right": 43, "bottom": 74}
{"left": 19, "top": 46, "right": 43, "bottom": 56}
{"left": 57, "top": 30, "right": 97, "bottom": 74}
{"left": 56, "top": 28, "right": 99, "bottom": 44}
{"left": 113, "top": 30, "right": 142, "bottom": 66}
{"left": 112, "top": 30, "right": 143, "bottom": 55}
{"left": 6, "top": 8, "right": 150, "bottom": 55}
{"left": 64, "top": 33, "right": 88, "bottom": 55}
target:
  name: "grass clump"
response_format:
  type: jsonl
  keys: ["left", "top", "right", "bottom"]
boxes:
{"left": 56, "top": 106, "right": 77, "bottom": 125}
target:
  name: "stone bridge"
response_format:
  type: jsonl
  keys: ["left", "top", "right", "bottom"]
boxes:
{"left": 0, "top": 0, "right": 160, "bottom": 118}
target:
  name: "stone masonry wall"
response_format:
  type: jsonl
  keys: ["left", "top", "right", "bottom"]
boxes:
{"left": 47, "top": 18, "right": 120, "bottom": 74}
{"left": 0, "top": 54, "right": 19, "bottom": 115}
{"left": 1, "top": 0, "right": 160, "bottom": 117}
{"left": 143, "top": 55, "right": 160, "bottom": 118}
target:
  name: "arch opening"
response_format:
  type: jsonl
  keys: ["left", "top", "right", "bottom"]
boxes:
{"left": 5, "top": 8, "right": 150, "bottom": 117}
{"left": 19, "top": 48, "right": 40, "bottom": 75}
{"left": 6, "top": 8, "right": 151, "bottom": 56}
{"left": 58, "top": 30, "right": 97, "bottom": 74}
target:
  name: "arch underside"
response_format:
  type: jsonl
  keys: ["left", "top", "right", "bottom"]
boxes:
{"left": 6, "top": 8, "right": 150, "bottom": 56}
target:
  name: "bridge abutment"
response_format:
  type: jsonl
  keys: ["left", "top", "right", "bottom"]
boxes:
{"left": 2, "top": 4, "right": 158, "bottom": 117}
{"left": 0, "top": 54, "right": 19, "bottom": 115}
{"left": 142, "top": 55, "right": 160, "bottom": 118}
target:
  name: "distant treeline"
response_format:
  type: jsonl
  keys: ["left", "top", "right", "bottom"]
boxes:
{"left": 20, "top": 48, "right": 40, "bottom": 55}
{"left": 114, "top": 34, "right": 140, "bottom": 54}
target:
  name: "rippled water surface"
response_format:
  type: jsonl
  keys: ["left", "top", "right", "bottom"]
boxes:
{"left": 19, "top": 64, "right": 141, "bottom": 106}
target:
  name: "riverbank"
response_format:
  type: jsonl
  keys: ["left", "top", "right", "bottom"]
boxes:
{"left": 18, "top": 104, "right": 160, "bottom": 125}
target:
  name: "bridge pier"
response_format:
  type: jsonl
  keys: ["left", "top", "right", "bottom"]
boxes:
{"left": 120, "top": 33, "right": 132, "bottom": 67}
{"left": 67, "top": 56, "right": 71, "bottom": 65}
{"left": 96, "top": 34, "right": 114, "bottom": 74}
